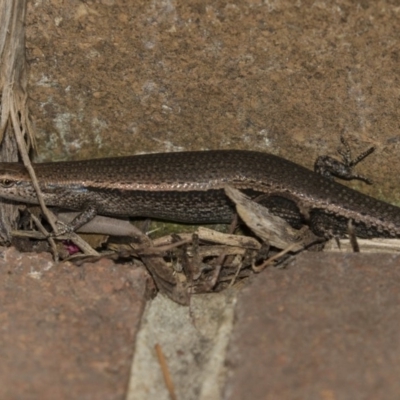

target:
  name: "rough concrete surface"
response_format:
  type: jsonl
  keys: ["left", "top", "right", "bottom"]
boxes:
{"left": 127, "top": 290, "right": 237, "bottom": 400}
{"left": 224, "top": 252, "right": 400, "bottom": 400}
{"left": 25, "top": 1, "right": 400, "bottom": 206}
{"left": 0, "top": 247, "right": 152, "bottom": 400}
{"left": 4, "top": 245, "right": 400, "bottom": 399}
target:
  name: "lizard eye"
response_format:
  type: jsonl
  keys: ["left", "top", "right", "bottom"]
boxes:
{"left": 0, "top": 179, "right": 15, "bottom": 188}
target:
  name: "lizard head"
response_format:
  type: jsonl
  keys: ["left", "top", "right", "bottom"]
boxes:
{"left": 0, "top": 163, "right": 35, "bottom": 203}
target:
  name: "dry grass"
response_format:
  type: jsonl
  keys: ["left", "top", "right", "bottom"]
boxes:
{"left": 0, "top": 0, "right": 33, "bottom": 146}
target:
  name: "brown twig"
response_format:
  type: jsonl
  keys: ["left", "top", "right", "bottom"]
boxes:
{"left": 154, "top": 343, "right": 177, "bottom": 400}
{"left": 29, "top": 213, "right": 58, "bottom": 260}
{"left": 10, "top": 97, "right": 58, "bottom": 232}
{"left": 10, "top": 99, "right": 99, "bottom": 256}
{"left": 252, "top": 242, "right": 299, "bottom": 272}
{"left": 136, "top": 238, "right": 192, "bottom": 255}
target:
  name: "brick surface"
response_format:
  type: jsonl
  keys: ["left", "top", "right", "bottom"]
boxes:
{"left": 0, "top": 247, "right": 152, "bottom": 400}
{"left": 224, "top": 252, "right": 400, "bottom": 400}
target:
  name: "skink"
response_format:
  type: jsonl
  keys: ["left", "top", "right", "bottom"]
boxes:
{"left": 0, "top": 149, "right": 399, "bottom": 239}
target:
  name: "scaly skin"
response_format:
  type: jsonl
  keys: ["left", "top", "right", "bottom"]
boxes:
{"left": 0, "top": 150, "right": 398, "bottom": 238}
